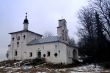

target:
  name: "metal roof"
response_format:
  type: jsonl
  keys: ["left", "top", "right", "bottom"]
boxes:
{"left": 9, "top": 30, "right": 42, "bottom": 36}
{"left": 28, "top": 36, "right": 62, "bottom": 45}
{"left": 27, "top": 36, "right": 77, "bottom": 48}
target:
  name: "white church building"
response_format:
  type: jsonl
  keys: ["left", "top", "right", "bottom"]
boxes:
{"left": 7, "top": 14, "right": 78, "bottom": 64}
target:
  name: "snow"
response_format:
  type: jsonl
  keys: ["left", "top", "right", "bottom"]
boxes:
{"left": 0, "top": 63, "right": 110, "bottom": 72}
{"left": 36, "top": 72, "right": 47, "bottom": 73}
{"left": 71, "top": 64, "right": 103, "bottom": 72}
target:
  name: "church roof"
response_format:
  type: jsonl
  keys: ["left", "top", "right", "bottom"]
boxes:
{"left": 28, "top": 36, "right": 78, "bottom": 48}
{"left": 9, "top": 30, "right": 42, "bottom": 36}
{"left": 27, "top": 36, "right": 62, "bottom": 45}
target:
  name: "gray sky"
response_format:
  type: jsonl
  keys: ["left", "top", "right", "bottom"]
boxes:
{"left": 0, "top": 0, "right": 88, "bottom": 61}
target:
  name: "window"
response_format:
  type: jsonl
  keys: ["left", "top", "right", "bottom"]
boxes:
{"left": 17, "top": 42, "right": 19, "bottom": 47}
{"left": 54, "top": 53, "right": 58, "bottom": 57}
{"left": 23, "top": 35, "right": 25, "bottom": 39}
{"left": 47, "top": 51, "right": 50, "bottom": 57}
{"left": 12, "top": 37, "right": 14, "bottom": 41}
{"left": 58, "top": 50, "right": 60, "bottom": 53}
{"left": 15, "top": 50, "right": 17, "bottom": 56}
{"left": 38, "top": 51, "right": 41, "bottom": 58}
{"left": 6, "top": 53, "right": 9, "bottom": 58}
{"left": 43, "top": 54, "right": 46, "bottom": 57}
{"left": 17, "top": 36, "right": 20, "bottom": 40}
{"left": 55, "top": 45, "right": 57, "bottom": 48}
{"left": 30, "top": 52, "right": 32, "bottom": 57}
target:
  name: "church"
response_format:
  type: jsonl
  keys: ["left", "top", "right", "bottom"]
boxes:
{"left": 7, "top": 13, "right": 78, "bottom": 64}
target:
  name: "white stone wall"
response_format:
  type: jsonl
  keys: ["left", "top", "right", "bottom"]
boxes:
{"left": 26, "top": 42, "right": 68, "bottom": 64}
{"left": 8, "top": 31, "right": 42, "bottom": 60}
{"left": 8, "top": 31, "right": 71, "bottom": 64}
{"left": 66, "top": 46, "right": 78, "bottom": 64}
{"left": 8, "top": 34, "right": 78, "bottom": 64}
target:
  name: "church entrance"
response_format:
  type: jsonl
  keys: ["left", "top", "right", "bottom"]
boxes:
{"left": 38, "top": 51, "right": 41, "bottom": 58}
{"left": 72, "top": 49, "right": 77, "bottom": 62}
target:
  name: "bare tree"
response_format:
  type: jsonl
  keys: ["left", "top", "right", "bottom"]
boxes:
{"left": 77, "top": 0, "right": 110, "bottom": 62}
{"left": 92, "top": 0, "right": 110, "bottom": 39}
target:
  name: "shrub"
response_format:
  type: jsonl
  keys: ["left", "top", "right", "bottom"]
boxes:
{"left": 31, "top": 58, "right": 45, "bottom": 66}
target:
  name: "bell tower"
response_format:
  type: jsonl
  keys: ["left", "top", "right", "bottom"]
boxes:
{"left": 57, "top": 19, "right": 69, "bottom": 42}
{"left": 23, "top": 13, "right": 29, "bottom": 30}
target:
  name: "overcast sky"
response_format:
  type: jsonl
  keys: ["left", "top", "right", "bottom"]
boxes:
{"left": 0, "top": 0, "right": 88, "bottom": 61}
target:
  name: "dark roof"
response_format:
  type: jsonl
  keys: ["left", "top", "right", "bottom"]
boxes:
{"left": 28, "top": 36, "right": 62, "bottom": 45}
{"left": 23, "top": 18, "right": 29, "bottom": 24}
{"left": 9, "top": 30, "right": 42, "bottom": 36}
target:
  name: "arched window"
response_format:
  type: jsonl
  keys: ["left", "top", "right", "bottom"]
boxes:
{"left": 23, "top": 35, "right": 25, "bottom": 39}
{"left": 55, "top": 45, "right": 57, "bottom": 48}
{"left": 17, "top": 36, "right": 20, "bottom": 40}
{"left": 47, "top": 51, "right": 50, "bottom": 57}
{"left": 38, "top": 51, "right": 41, "bottom": 58}
{"left": 58, "top": 50, "right": 60, "bottom": 53}
{"left": 6, "top": 52, "right": 9, "bottom": 58}
{"left": 17, "top": 42, "right": 19, "bottom": 47}
{"left": 15, "top": 50, "right": 17, "bottom": 56}
{"left": 54, "top": 53, "right": 58, "bottom": 57}
{"left": 30, "top": 52, "right": 32, "bottom": 57}
{"left": 12, "top": 37, "right": 14, "bottom": 41}
{"left": 43, "top": 54, "right": 46, "bottom": 57}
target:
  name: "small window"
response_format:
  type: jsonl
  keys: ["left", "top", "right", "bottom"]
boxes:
{"left": 6, "top": 53, "right": 9, "bottom": 58}
{"left": 23, "top": 35, "right": 25, "bottom": 39}
{"left": 58, "top": 50, "right": 60, "bottom": 53}
{"left": 43, "top": 54, "right": 46, "bottom": 57}
{"left": 55, "top": 45, "right": 57, "bottom": 48}
{"left": 17, "top": 36, "right": 20, "bottom": 40}
{"left": 54, "top": 53, "right": 58, "bottom": 57}
{"left": 17, "top": 42, "right": 19, "bottom": 47}
{"left": 12, "top": 37, "right": 14, "bottom": 41}
{"left": 62, "top": 30, "right": 64, "bottom": 33}
{"left": 47, "top": 51, "right": 50, "bottom": 57}
{"left": 30, "top": 52, "right": 32, "bottom": 57}
{"left": 15, "top": 50, "right": 17, "bottom": 56}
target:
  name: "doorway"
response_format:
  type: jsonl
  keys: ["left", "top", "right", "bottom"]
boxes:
{"left": 38, "top": 51, "right": 41, "bottom": 58}
{"left": 73, "top": 49, "right": 77, "bottom": 60}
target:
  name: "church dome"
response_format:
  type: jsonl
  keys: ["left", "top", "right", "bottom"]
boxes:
{"left": 23, "top": 18, "right": 28, "bottom": 24}
{"left": 23, "top": 13, "right": 29, "bottom": 24}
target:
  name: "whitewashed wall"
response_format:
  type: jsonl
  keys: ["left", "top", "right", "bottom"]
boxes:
{"left": 26, "top": 42, "right": 68, "bottom": 64}
{"left": 8, "top": 31, "right": 42, "bottom": 60}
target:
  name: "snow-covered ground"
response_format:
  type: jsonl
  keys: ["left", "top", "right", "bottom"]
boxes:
{"left": 0, "top": 64, "right": 110, "bottom": 73}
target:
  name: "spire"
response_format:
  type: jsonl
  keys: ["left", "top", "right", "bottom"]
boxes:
{"left": 23, "top": 13, "right": 29, "bottom": 24}
{"left": 23, "top": 13, "right": 29, "bottom": 30}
